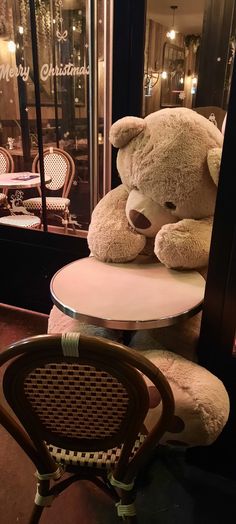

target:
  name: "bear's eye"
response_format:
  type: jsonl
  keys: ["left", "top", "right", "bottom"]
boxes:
{"left": 164, "top": 201, "right": 176, "bottom": 210}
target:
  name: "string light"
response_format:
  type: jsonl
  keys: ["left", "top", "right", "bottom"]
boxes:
{"left": 8, "top": 40, "right": 16, "bottom": 53}
{"left": 167, "top": 6, "right": 178, "bottom": 41}
{"left": 161, "top": 71, "right": 168, "bottom": 79}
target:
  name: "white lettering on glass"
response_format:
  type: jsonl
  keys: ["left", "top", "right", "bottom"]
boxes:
{"left": 0, "top": 64, "right": 30, "bottom": 82}
{"left": 40, "top": 63, "right": 89, "bottom": 81}
{"left": 0, "top": 62, "right": 89, "bottom": 83}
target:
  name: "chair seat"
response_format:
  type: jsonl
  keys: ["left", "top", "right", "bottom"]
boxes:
{"left": 0, "top": 214, "right": 41, "bottom": 228}
{"left": 47, "top": 433, "right": 146, "bottom": 469}
{"left": 23, "top": 197, "right": 70, "bottom": 212}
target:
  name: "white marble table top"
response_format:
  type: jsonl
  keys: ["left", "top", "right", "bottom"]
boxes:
{"left": 0, "top": 172, "right": 51, "bottom": 189}
{"left": 50, "top": 256, "right": 205, "bottom": 330}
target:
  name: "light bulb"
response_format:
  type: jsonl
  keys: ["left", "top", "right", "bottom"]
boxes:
{"left": 167, "top": 29, "right": 176, "bottom": 40}
{"left": 161, "top": 71, "right": 168, "bottom": 79}
{"left": 18, "top": 26, "right": 24, "bottom": 34}
{"left": 8, "top": 40, "right": 16, "bottom": 53}
{"left": 192, "top": 76, "right": 198, "bottom": 86}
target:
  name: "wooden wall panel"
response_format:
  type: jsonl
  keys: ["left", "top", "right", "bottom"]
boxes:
{"left": 143, "top": 18, "right": 195, "bottom": 116}
{"left": 196, "top": 0, "right": 235, "bottom": 108}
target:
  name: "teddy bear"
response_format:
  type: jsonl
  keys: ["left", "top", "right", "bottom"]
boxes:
{"left": 87, "top": 107, "right": 223, "bottom": 270}
{"left": 48, "top": 108, "right": 229, "bottom": 448}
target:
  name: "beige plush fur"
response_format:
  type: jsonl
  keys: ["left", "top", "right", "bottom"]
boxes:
{"left": 48, "top": 306, "right": 230, "bottom": 447}
{"left": 143, "top": 349, "right": 230, "bottom": 446}
{"left": 88, "top": 108, "right": 223, "bottom": 269}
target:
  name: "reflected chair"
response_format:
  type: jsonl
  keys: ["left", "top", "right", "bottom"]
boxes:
{"left": 194, "top": 106, "right": 226, "bottom": 130}
{"left": 0, "top": 214, "right": 41, "bottom": 228}
{"left": 23, "top": 148, "right": 76, "bottom": 232}
{"left": 0, "top": 332, "right": 174, "bottom": 524}
{"left": 0, "top": 146, "right": 14, "bottom": 209}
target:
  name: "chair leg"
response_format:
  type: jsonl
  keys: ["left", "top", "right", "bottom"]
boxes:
{"left": 29, "top": 478, "right": 51, "bottom": 524}
{"left": 29, "top": 503, "right": 45, "bottom": 524}
{"left": 63, "top": 208, "right": 69, "bottom": 234}
{"left": 116, "top": 490, "right": 138, "bottom": 523}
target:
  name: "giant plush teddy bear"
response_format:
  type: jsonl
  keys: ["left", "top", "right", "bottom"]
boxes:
{"left": 87, "top": 107, "right": 223, "bottom": 270}
{"left": 48, "top": 109, "right": 229, "bottom": 448}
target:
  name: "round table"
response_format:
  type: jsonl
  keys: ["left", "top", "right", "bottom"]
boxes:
{"left": 0, "top": 172, "right": 51, "bottom": 190}
{"left": 50, "top": 257, "right": 205, "bottom": 330}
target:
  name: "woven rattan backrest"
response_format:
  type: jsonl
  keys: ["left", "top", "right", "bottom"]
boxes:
{"left": 0, "top": 333, "right": 174, "bottom": 479}
{"left": 24, "top": 361, "right": 130, "bottom": 440}
{"left": 32, "top": 148, "right": 75, "bottom": 196}
{"left": 2, "top": 336, "right": 150, "bottom": 453}
{"left": 0, "top": 147, "right": 14, "bottom": 174}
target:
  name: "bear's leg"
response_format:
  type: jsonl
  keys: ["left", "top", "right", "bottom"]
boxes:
{"left": 48, "top": 305, "right": 124, "bottom": 342}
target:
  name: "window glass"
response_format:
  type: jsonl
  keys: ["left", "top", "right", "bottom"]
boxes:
{"left": 143, "top": 0, "right": 233, "bottom": 118}
{"left": 0, "top": 0, "right": 111, "bottom": 235}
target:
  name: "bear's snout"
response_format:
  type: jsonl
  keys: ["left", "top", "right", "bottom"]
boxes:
{"left": 129, "top": 209, "right": 151, "bottom": 230}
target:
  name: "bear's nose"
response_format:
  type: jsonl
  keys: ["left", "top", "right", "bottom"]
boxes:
{"left": 129, "top": 209, "right": 151, "bottom": 229}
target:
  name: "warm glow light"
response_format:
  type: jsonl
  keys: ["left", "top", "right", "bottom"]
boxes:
{"left": 180, "top": 77, "right": 184, "bottom": 84}
{"left": 192, "top": 76, "right": 198, "bottom": 86}
{"left": 167, "top": 29, "right": 176, "bottom": 40}
{"left": 73, "top": 25, "right": 76, "bottom": 31}
{"left": 18, "top": 26, "right": 24, "bottom": 34}
{"left": 8, "top": 40, "right": 16, "bottom": 53}
{"left": 161, "top": 71, "right": 168, "bottom": 79}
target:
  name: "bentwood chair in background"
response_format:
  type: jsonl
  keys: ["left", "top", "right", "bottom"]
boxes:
{"left": 0, "top": 146, "right": 14, "bottom": 209}
{"left": 23, "top": 148, "right": 76, "bottom": 232}
{"left": 0, "top": 332, "right": 174, "bottom": 524}
{"left": 194, "top": 106, "right": 226, "bottom": 130}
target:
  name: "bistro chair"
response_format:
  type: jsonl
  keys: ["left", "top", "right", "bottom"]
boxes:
{"left": 0, "top": 332, "right": 174, "bottom": 524}
{"left": 0, "top": 146, "right": 14, "bottom": 209}
{"left": 194, "top": 106, "right": 226, "bottom": 130}
{"left": 22, "top": 147, "right": 76, "bottom": 232}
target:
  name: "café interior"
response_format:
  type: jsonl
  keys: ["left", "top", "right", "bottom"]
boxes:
{"left": 1, "top": 0, "right": 236, "bottom": 523}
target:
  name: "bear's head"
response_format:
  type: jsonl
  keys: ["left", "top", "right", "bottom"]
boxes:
{"left": 110, "top": 108, "right": 223, "bottom": 238}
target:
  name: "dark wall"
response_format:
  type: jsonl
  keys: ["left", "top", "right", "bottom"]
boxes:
{"left": 111, "top": 0, "right": 146, "bottom": 188}
{"left": 196, "top": 0, "right": 236, "bottom": 108}
{"left": 0, "top": 227, "right": 89, "bottom": 314}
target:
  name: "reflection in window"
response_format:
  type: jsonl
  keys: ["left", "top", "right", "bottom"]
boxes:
{"left": 0, "top": 0, "right": 109, "bottom": 235}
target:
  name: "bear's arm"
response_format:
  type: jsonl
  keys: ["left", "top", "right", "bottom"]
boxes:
{"left": 154, "top": 218, "right": 213, "bottom": 269}
{"left": 87, "top": 184, "right": 146, "bottom": 262}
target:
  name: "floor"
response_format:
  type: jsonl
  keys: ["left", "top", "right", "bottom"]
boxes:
{"left": 0, "top": 303, "right": 236, "bottom": 523}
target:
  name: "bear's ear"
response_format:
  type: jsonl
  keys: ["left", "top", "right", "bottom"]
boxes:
{"left": 109, "top": 116, "right": 146, "bottom": 148}
{"left": 207, "top": 147, "right": 222, "bottom": 186}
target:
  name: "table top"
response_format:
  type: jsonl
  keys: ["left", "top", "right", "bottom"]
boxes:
{"left": 50, "top": 256, "right": 205, "bottom": 330}
{"left": 0, "top": 172, "right": 52, "bottom": 189}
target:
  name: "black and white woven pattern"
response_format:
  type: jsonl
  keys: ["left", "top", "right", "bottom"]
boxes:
{"left": 47, "top": 434, "right": 146, "bottom": 469}
{"left": 0, "top": 152, "right": 8, "bottom": 174}
{"left": 36, "top": 153, "right": 69, "bottom": 191}
{"left": 23, "top": 196, "right": 70, "bottom": 212}
{"left": 0, "top": 215, "right": 41, "bottom": 228}
{"left": 24, "top": 362, "right": 130, "bottom": 439}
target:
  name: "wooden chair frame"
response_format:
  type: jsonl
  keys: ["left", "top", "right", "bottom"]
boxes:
{"left": 23, "top": 148, "right": 75, "bottom": 232}
{"left": 0, "top": 146, "right": 15, "bottom": 176}
{"left": 0, "top": 146, "right": 14, "bottom": 207}
{"left": 0, "top": 333, "right": 174, "bottom": 524}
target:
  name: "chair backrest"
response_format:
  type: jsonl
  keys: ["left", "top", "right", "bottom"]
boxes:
{"left": 0, "top": 333, "right": 174, "bottom": 479}
{"left": 0, "top": 147, "right": 14, "bottom": 174}
{"left": 194, "top": 106, "right": 226, "bottom": 131}
{"left": 32, "top": 148, "right": 75, "bottom": 197}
